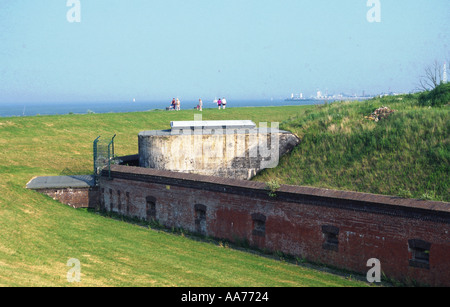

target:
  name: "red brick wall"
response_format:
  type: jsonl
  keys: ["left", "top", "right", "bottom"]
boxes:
{"left": 38, "top": 187, "right": 99, "bottom": 209}
{"left": 99, "top": 165, "right": 450, "bottom": 286}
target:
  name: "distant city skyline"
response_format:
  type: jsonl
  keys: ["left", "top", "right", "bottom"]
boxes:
{"left": 0, "top": 1, "right": 449, "bottom": 104}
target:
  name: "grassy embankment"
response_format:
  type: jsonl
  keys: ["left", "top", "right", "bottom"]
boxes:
{"left": 0, "top": 105, "right": 371, "bottom": 287}
{"left": 0, "top": 92, "right": 447, "bottom": 286}
{"left": 256, "top": 94, "right": 449, "bottom": 202}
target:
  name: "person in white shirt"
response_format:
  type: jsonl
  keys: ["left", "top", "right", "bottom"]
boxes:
{"left": 222, "top": 98, "right": 227, "bottom": 109}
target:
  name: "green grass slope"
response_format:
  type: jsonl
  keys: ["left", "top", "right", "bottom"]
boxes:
{"left": 255, "top": 95, "right": 449, "bottom": 202}
{"left": 0, "top": 106, "right": 369, "bottom": 287}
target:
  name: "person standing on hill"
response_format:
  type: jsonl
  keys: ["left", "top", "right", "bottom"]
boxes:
{"left": 176, "top": 98, "right": 181, "bottom": 111}
{"left": 222, "top": 97, "right": 227, "bottom": 109}
{"left": 198, "top": 99, "right": 203, "bottom": 111}
{"left": 217, "top": 98, "right": 222, "bottom": 109}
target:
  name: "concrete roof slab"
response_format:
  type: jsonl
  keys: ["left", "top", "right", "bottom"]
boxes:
{"left": 170, "top": 120, "right": 257, "bottom": 130}
{"left": 26, "top": 175, "right": 95, "bottom": 189}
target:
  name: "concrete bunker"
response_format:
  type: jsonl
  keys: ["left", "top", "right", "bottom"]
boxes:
{"left": 138, "top": 120, "right": 300, "bottom": 180}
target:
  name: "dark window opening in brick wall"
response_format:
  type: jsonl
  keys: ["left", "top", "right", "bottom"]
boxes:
{"left": 322, "top": 225, "right": 339, "bottom": 252}
{"left": 408, "top": 239, "right": 431, "bottom": 269}
{"left": 195, "top": 204, "right": 207, "bottom": 235}
{"left": 146, "top": 196, "right": 157, "bottom": 221}
{"left": 117, "top": 190, "right": 122, "bottom": 211}
{"left": 100, "top": 188, "right": 105, "bottom": 210}
{"left": 252, "top": 213, "right": 266, "bottom": 237}
{"left": 126, "top": 192, "right": 130, "bottom": 214}
{"left": 109, "top": 189, "right": 113, "bottom": 211}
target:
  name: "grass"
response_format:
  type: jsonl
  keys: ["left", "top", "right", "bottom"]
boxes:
{"left": 1, "top": 95, "right": 447, "bottom": 286}
{"left": 0, "top": 105, "right": 371, "bottom": 287}
{"left": 255, "top": 95, "right": 449, "bottom": 202}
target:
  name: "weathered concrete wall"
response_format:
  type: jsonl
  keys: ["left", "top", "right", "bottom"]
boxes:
{"left": 99, "top": 165, "right": 450, "bottom": 286}
{"left": 138, "top": 128, "right": 300, "bottom": 180}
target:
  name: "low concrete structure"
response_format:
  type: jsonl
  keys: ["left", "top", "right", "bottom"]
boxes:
{"left": 138, "top": 120, "right": 300, "bottom": 180}
{"left": 26, "top": 175, "right": 98, "bottom": 209}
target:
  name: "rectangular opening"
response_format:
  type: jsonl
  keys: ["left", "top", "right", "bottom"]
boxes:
{"left": 117, "top": 190, "right": 122, "bottom": 212}
{"left": 146, "top": 196, "right": 156, "bottom": 221}
{"left": 109, "top": 189, "right": 113, "bottom": 211}
{"left": 408, "top": 239, "right": 431, "bottom": 269}
{"left": 322, "top": 225, "right": 339, "bottom": 252}
{"left": 126, "top": 192, "right": 130, "bottom": 214}
{"left": 252, "top": 213, "right": 266, "bottom": 237}
{"left": 195, "top": 204, "right": 207, "bottom": 234}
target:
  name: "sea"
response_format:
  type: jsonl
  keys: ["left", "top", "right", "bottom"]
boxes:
{"left": 0, "top": 98, "right": 352, "bottom": 118}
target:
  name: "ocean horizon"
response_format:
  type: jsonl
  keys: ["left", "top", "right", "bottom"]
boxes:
{"left": 0, "top": 98, "right": 360, "bottom": 118}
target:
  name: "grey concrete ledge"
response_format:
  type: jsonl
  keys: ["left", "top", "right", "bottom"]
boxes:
{"left": 171, "top": 120, "right": 257, "bottom": 129}
{"left": 139, "top": 128, "right": 290, "bottom": 136}
{"left": 26, "top": 175, "right": 95, "bottom": 189}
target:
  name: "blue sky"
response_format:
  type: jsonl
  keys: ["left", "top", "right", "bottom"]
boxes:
{"left": 0, "top": 0, "right": 449, "bottom": 103}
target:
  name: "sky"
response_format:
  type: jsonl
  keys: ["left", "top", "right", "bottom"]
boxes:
{"left": 0, "top": 0, "right": 449, "bottom": 104}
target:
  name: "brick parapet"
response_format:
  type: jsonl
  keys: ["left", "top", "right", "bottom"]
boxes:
{"left": 99, "top": 164, "right": 450, "bottom": 286}
{"left": 103, "top": 165, "right": 450, "bottom": 224}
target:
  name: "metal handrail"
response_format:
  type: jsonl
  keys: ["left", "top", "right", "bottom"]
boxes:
{"left": 107, "top": 134, "right": 117, "bottom": 179}
{"left": 93, "top": 136, "right": 101, "bottom": 184}
{"left": 93, "top": 134, "right": 116, "bottom": 183}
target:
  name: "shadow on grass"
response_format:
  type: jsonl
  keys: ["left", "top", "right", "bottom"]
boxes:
{"left": 80, "top": 208, "right": 401, "bottom": 287}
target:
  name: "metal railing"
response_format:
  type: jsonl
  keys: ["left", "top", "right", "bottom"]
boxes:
{"left": 107, "top": 134, "right": 116, "bottom": 179}
{"left": 93, "top": 134, "right": 116, "bottom": 184}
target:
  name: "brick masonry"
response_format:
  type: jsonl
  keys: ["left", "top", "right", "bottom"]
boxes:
{"left": 98, "top": 165, "right": 450, "bottom": 286}
{"left": 37, "top": 187, "right": 99, "bottom": 209}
